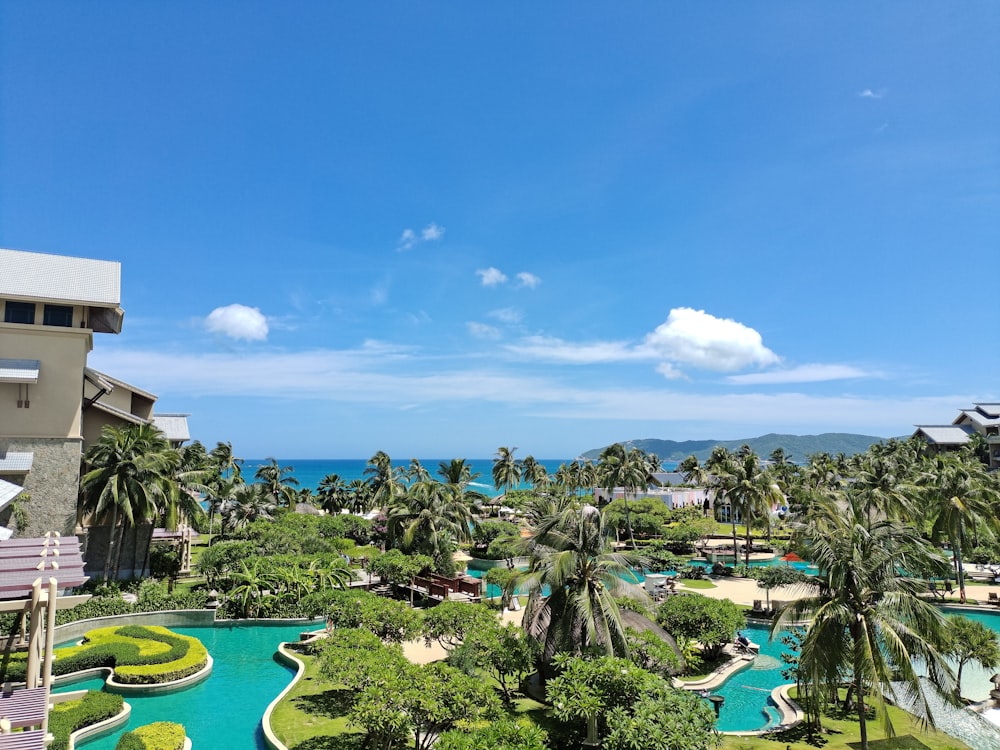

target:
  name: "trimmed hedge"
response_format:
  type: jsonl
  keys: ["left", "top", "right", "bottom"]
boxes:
{"left": 49, "top": 690, "right": 124, "bottom": 750}
{"left": 116, "top": 721, "right": 186, "bottom": 750}
{"left": 1, "top": 625, "right": 208, "bottom": 685}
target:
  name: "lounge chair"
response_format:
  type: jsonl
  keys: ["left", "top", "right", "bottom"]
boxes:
{"left": 989, "top": 592, "right": 999, "bottom": 606}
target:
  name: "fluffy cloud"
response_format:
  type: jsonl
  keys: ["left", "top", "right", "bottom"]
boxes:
{"left": 467, "top": 322, "right": 502, "bottom": 340}
{"left": 516, "top": 272, "right": 541, "bottom": 289}
{"left": 506, "top": 335, "right": 643, "bottom": 364}
{"left": 858, "top": 88, "right": 885, "bottom": 99}
{"left": 476, "top": 267, "right": 508, "bottom": 287}
{"left": 204, "top": 304, "right": 269, "bottom": 342}
{"left": 726, "top": 364, "right": 874, "bottom": 385}
{"left": 641, "top": 308, "right": 779, "bottom": 373}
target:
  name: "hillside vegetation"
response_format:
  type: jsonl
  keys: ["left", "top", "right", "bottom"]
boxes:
{"left": 580, "top": 432, "right": 892, "bottom": 462}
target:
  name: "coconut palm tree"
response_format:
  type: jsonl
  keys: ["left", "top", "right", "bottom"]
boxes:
{"left": 515, "top": 505, "right": 644, "bottom": 669}
{"left": 598, "top": 444, "right": 649, "bottom": 548}
{"left": 221, "top": 484, "right": 276, "bottom": 533}
{"left": 406, "top": 458, "right": 431, "bottom": 482}
{"left": 346, "top": 479, "right": 374, "bottom": 513}
{"left": 209, "top": 441, "right": 243, "bottom": 482}
{"left": 520, "top": 455, "right": 548, "bottom": 490}
{"left": 920, "top": 452, "right": 1000, "bottom": 603}
{"left": 80, "top": 423, "right": 176, "bottom": 579}
{"left": 318, "top": 473, "right": 350, "bottom": 514}
{"left": 710, "top": 448, "right": 782, "bottom": 565}
{"left": 254, "top": 458, "right": 299, "bottom": 508}
{"left": 492, "top": 446, "right": 521, "bottom": 497}
{"left": 365, "top": 451, "right": 405, "bottom": 509}
{"left": 774, "top": 491, "right": 955, "bottom": 748}
{"left": 437, "top": 459, "right": 488, "bottom": 510}
{"left": 387, "top": 479, "right": 474, "bottom": 572}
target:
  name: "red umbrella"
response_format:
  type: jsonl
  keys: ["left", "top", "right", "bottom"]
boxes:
{"left": 780, "top": 552, "right": 804, "bottom": 562}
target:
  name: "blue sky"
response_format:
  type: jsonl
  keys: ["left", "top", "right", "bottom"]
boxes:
{"left": 2, "top": 4, "right": 997, "bottom": 459}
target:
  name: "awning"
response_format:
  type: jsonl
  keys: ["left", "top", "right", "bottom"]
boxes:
{"left": 0, "top": 479, "right": 24, "bottom": 511}
{"left": 0, "top": 452, "right": 33, "bottom": 474}
{"left": 0, "top": 359, "right": 40, "bottom": 384}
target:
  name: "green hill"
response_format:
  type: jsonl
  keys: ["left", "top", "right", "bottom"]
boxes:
{"left": 580, "top": 433, "right": 890, "bottom": 463}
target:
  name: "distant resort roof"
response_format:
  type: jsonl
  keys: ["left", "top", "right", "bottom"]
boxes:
{"left": 912, "top": 424, "right": 976, "bottom": 446}
{"left": 152, "top": 414, "right": 191, "bottom": 443}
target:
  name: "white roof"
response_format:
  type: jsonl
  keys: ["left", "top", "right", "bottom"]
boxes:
{"left": 86, "top": 368, "right": 157, "bottom": 401}
{"left": 0, "top": 479, "right": 24, "bottom": 510}
{"left": 0, "top": 359, "right": 40, "bottom": 383}
{"left": 913, "top": 425, "right": 975, "bottom": 445}
{"left": 0, "top": 452, "right": 34, "bottom": 473}
{"left": 89, "top": 400, "right": 149, "bottom": 425}
{"left": 0, "top": 248, "right": 120, "bottom": 306}
{"left": 955, "top": 410, "right": 1000, "bottom": 429}
{"left": 152, "top": 414, "right": 190, "bottom": 443}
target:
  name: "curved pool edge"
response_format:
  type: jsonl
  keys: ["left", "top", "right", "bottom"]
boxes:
{"left": 262, "top": 642, "right": 308, "bottom": 750}
{"left": 65, "top": 697, "right": 132, "bottom": 750}
{"left": 106, "top": 654, "right": 214, "bottom": 695}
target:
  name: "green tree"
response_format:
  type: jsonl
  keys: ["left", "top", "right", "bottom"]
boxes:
{"left": 422, "top": 601, "right": 498, "bottom": 652}
{"left": 774, "top": 491, "right": 956, "bottom": 748}
{"left": 317, "top": 472, "right": 350, "bottom": 514}
{"left": 492, "top": 446, "right": 522, "bottom": 496}
{"left": 365, "top": 450, "right": 406, "bottom": 509}
{"left": 453, "top": 621, "right": 539, "bottom": 705}
{"left": 598, "top": 443, "right": 649, "bottom": 549}
{"left": 437, "top": 719, "right": 548, "bottom": 750}
{"left": 944, "top": 615, "right": 1000, "bottom": 700}
{"left": 752, "top": 565, "right": 807, "bottom": 610}
{"left": 387, "top": 479, "right": 474, "bottom": 574}
{"left": 254, "top": 458, "right": 299, "bottom": 508}
{"left": 325, "top": 589, "right": 422, "bottom": 644}
{"left": 604, "top": 689, "right": 720, "bottom": 750}
{"left": 515, "top": 506, "right": 644, "bottom": 667}
{"left": 80, "top": 423, "right": 176, "bottom": 580}
{"left": 655, "top": 594, "right": 744, "bottom": 661}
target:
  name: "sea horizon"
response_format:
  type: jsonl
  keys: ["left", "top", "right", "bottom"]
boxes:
{"left": 240, "top": 457, "right": 679, "bottom": 493}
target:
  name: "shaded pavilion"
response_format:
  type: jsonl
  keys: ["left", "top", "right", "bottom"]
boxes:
{"left": 0, "top": 533, "right": 90, "bottom": 748}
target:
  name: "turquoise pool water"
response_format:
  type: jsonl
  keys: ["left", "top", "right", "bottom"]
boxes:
{"left": 708, "top": 623, "right": 789, "bottom": 732}
{"left": 54, "top": 621, "right": 318, "bottom": 750}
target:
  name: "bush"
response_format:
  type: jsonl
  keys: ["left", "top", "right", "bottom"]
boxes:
{"left": 49, "top": 691, "right": 124, "bottom": 750}
{"left": 116, "top": 721, "right": 186, "bottom": 750}
{"left": 656, "top": 594, "right": 744, "bottom": 661}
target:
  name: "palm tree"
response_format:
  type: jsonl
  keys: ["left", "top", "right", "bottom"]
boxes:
{"left": 521, "top": 455, "right": 548, "bottom": 490}
{"left": 80, "top": 423, "right": 176, "bottom": 579}
{"left": 709, "top": 448, "right": 782, "bottom": 565}
{"left": 774, "top": 491, "right": 955, "bottom": 748}
{"left": 209, "top": 441, "right": 243, "bottom": 482}
{"left": 515, "top": 505, "right": 644, "bottom": 669}
{"left": 406, "top": 458, "right": 431, "bottom": 483}
{"left": 346, "top": 479, "right": 374, "bottom": 513}
{"left": 318, "top": 473, "right": 350, "bottom": 514}
{"left": 254, "top": 458, "right": 299, "bottom": 508}
{"left": 437, "top": 459, "right": 488, "bottom": 510}
{"left": 492, "top": 446, "right": 521, "bottom": 497}
{"left": 597, "top": 444, "right": 647, "bottom": 549}
{"left": 920, "top": 452, "right": 1000, "bottom": 603}
{"left": 944, "top": 615, "right": 1000, "bottom": 699}
{"left": 221, "top": 484, "right": 276, "bottom": 533}
{"left": 386, "top": 479, "right": 474, "bottom": 572}
{"left": 365, "top": 451, "right": 405, "bottom": 508}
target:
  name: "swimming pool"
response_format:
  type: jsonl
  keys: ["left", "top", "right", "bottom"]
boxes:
{"left": 55, "top": 621, "right": 318, "bottom": 750}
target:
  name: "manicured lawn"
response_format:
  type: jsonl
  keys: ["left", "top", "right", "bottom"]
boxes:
{"left": 719, "top": 701, "right": 972, "bottom": 750}
{"left": 679, "top": 577, "right": 717, "bottom": 589}
{"left": 269, "top": 648, "right": 361, "bottom": 749}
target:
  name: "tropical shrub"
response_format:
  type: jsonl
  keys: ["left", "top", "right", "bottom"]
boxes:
{"left": 656, "top": 594, "right": 745, "bottom": 661}
{"left": 48, "top": 691, "right": 124, "bottom": 750}
{"left": 437, "top": 719, "right": 549, "bottom": 750}
{"left": 115, "top": 722, "right": 186, "bottom": 750}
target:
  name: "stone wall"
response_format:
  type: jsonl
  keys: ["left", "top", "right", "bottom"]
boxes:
{"left": 0, "top": 436, "right": 81, "bottom": 537}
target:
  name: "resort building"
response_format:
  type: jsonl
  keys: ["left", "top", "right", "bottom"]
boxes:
{"left": 0, "top": 248, "right": 191, "bottom": 574}
{"left": 594, "top": 472, "right": 712, "bottom": 512}
{"left": 913, "top": 402, "right": 1000, "bottom": 471}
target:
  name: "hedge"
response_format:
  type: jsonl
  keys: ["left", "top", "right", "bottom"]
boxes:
{"left": 0, "top": 625, "right": 208, "bottom": 685}
{"left": 116, "top": 721, "right": 186, "bottom": 750}
{"left": 48, "top": 690, "right": 124, "bottom": 750}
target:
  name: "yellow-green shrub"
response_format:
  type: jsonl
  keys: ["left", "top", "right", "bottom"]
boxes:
{"left": 115, "top": 721, "right": 186, "bottom": 750}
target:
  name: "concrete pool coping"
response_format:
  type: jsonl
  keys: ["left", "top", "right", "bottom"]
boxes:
{"left": 262, "top": 643, "right": 307, "bottom": 750}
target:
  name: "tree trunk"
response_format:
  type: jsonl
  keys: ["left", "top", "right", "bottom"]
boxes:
{"left": 623, "top": 491, "right": 636, "bottom": 549}
{"left": 955, "top": 524, "right": 967, "bottom": 604}
{"left": 102, "top": 506, "right": 117, "bottom": 581}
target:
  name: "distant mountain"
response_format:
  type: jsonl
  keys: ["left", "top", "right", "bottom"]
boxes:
{"left": 580, "top": 433, "right": 891, "bottom": 463}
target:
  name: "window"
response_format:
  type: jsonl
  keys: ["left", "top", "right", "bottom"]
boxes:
{"left": 43, "top": 304, "right": 74, "bottom": 327}
{"left": 4, "top": 301, "right": 35, "bottom": 325}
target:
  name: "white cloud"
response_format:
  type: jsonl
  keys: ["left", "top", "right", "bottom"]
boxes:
{"left": 204, "top": 304, "right": 269, "bottom": 342}
{"left": 656, "top": 362, "right": 685, "bottom": 380}
{"left": 467, "top": 322, "right": 502, "bottom": 340}
{"left": 488, "top": 307, "right": 523, "bottom": 324}
{"left": 398, "top": 228, "right": 417, "bottom": 251}
{"left": 476, "top": 267, "right": 508, "bottom": 287}
{"left": 516, "top": 272, "right": 541, "bottom": 289}
{"left": 506, "top": 335, "right": 644, "bottom": 364}
{"left": 422, "top": 223, "right": 445, "bottom": 241}
{"left": 87, "top": 346, "right": 969, "bottom": 439}
{"left": 641, "top": 308, "right": 779, "bottom": 372}
{"left": 858, "top": 88, "right": 886, "bottom": 99}
{"left": 398, "top": 222, "right": 445, "bottom": 251}
{"left": 727, "top": 364, "right": 876, "bottom": 385}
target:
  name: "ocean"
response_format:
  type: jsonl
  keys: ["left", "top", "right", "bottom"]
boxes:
{"left": 240, "top": 458, "right": 571, "bottom": 495}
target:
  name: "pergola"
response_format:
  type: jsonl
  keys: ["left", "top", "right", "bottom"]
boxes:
{"left": 0, "top": 533, "right": 90, "bottom": 748}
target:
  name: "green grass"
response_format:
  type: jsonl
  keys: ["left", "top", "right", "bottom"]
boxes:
{"left": 719, "top": 701, "right": 972, "bottom": 750}
{"left": 679, "top": 578, "right": 717, "bottom": 589}
{"left": 269, "top": 649, "right": 360, "bottom": 749}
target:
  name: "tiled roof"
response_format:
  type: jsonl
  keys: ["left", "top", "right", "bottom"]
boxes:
{"left": 152, "top": 414, "right": 190, "bottom": 442}
{"left": 913, "top": 425, "right": 975, "bottom": 445}
{"left": 0, "top": 359, "right": 39, "bottom": 383}
{"left": 0, "top": 452, "right": 34, "bottom": 473}
{"left": 0, "top": 248, "right": 120, "bottom": 306}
